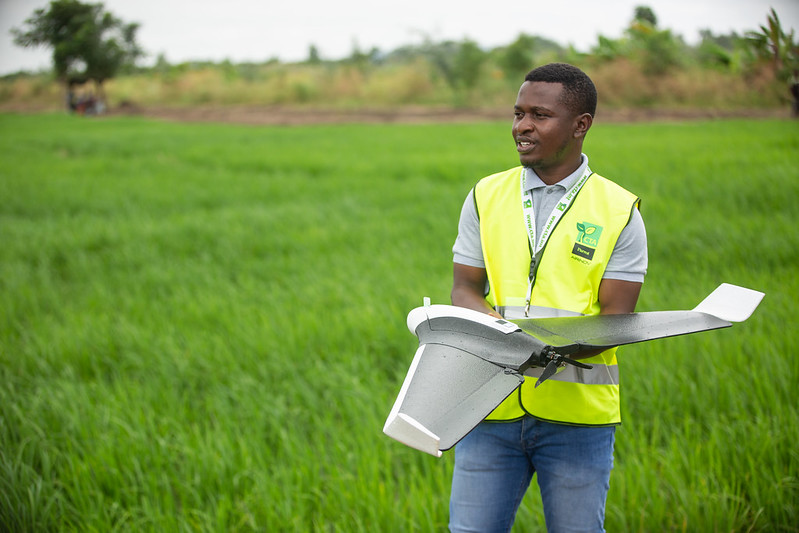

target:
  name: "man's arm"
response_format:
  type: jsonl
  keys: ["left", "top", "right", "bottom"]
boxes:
{"left": 451, "top": 263, "right": 502, "bottom": 318}
{"left": 597, "top": 278, "right": 642, "bottom": 315}
{"left": 452, "top": 267, "right": 642, "bottom": 318}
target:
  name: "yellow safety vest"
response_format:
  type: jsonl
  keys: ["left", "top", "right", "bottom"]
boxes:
{"left": 474, "top": 166, "right": 639, "bottom": 425}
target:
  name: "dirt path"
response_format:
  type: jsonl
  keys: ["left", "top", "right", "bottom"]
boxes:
{"left": 105, "top": 104, "right": 790, "bottom": 125}
{"left": 3, "top": 102, "right": 790, "bottom": 125}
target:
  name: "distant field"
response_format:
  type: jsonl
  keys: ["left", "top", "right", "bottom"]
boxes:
{"left": 1, "top": 113, "right": 797, "bottom": 532}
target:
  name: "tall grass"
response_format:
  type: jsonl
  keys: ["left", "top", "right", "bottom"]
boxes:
{"left": 1, "top": 58, "right": 790, "bottom": 111}
{"left": 0, "top": 113, "right": 797, "bottom": 532}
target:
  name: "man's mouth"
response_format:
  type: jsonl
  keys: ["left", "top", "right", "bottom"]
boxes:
{"left": 516, "top": 139, "right": 535, "bottom": 152}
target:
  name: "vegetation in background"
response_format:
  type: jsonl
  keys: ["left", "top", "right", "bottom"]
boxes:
{"left": 2, "top": 5, "right": 797, "bottom": 113}
{"left": 745, "top": 7, "right": 799, "bottom": 81}
{"left": 0, "top": 113, "right": 797, "bottom": 532}
{"left": 10, "top": 0, "right": 142, "bottom": 108}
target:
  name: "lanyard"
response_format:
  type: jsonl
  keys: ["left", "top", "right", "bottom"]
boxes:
{"left": 520, "top": 166, "right": 592, "bottom": 316}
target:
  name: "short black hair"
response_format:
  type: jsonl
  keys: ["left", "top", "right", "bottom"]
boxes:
{"left": 524, "top": 63, "right": 597, "bottom": 117}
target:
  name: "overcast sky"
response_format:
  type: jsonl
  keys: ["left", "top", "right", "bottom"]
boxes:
{"left": 1, "top": 0, "right": 797, "bottom": 75}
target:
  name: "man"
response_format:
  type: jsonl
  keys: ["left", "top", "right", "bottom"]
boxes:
{"left": 449, "top": 63, "right": 648, "bottom": 533}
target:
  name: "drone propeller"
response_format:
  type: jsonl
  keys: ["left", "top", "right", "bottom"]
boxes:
{"left": 533, "top": 348, "right": 592, "bottom": 388}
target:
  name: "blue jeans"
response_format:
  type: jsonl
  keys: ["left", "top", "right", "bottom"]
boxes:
{"left": 449, "top": 417, "right": 616, "bottom": 533}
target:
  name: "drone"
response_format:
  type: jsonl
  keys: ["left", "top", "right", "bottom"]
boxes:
{"left": 383, "top": 283, "right": 764, "bottom": 457}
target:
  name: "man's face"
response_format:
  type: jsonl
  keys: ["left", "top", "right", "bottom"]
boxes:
{"left": 512, "top": 81, "right": 583, "bottom": 177}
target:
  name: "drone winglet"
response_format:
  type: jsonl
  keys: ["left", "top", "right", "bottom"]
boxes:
{"left": 383, "top": 412, "right": 442, "bottom": 457}
{"left": 692, "top": 283, "right": 764, "bottom": 322}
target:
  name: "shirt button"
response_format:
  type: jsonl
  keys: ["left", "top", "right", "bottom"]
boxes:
{"left": 546, "top": 188, "right": 555, "bottom": 194}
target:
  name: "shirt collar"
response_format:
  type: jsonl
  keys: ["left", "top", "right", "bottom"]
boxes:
{"left": 523, "top": 154, "right": 589, "bottom": 191}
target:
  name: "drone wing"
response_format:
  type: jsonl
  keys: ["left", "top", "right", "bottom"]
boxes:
{"left": 512, "top": 283, "right": 764, "bottom": 354}
{"left": 382, "top": 342, "right": 523, "bottom": 456}
{"left": 383, "top": 304, "right": 550, "bottom": 456}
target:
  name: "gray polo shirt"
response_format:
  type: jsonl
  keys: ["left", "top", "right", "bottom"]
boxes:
{"left": 452, "top": 155, "right": 648, "bottom": 283}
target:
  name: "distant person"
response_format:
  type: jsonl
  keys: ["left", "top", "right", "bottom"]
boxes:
{"left": 448, "top": 63, "right": 648, "bottom": 532}
{"left": 791, "top": 70, "right": 799, "bottom": 118}
{"left": 67, "top": 81, "right": 78, "bottom": 112}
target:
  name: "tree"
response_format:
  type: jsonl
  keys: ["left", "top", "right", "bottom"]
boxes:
{"left": 745, "top": 8, "right": 798, "bottom": 80}
{"left": 626, "top": 6, "right": 684, "bottom": 75}
{"left": 347, "top": 40, "right": 371, "bottom": 72}
{"left": 696, "top": 30, "right": 741, "bottom": 70}
{"left": 590, "top": 35, "right": 624, "bottom": 63}
{"left": 634, "top": 6, "right": 658, "bottom": 27}
{"left": 744, "top": 8, "right": 799, "bottom": 115}
{"left": 500, "top": 34, "right": 537, "bottom": 81}
{"left": 453, "top": 39, "right": 486, "bottom": 90}
{"left": 307, "top": 45, "right": 321, "bottom": 65}
{"left": 12, "top": 0, "right": 142, "bottom": 110}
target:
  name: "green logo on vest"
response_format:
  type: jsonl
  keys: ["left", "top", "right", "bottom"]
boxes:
{"left": 572, "top": 222, "right": 603, "bottom": 261}
{"left": 577, "top": 222, "right": 603, "bottom": 247}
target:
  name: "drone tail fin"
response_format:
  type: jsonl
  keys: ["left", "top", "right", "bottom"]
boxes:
{"left": 692, "top": 283, "right": 764, "bottom": 323}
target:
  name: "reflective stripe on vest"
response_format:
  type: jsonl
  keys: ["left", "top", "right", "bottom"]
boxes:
{"left": 524, "top": 363, "right": 619, "bottom": 385}
{"left": 474, "top": 166, "right": 639, "bottom": 425}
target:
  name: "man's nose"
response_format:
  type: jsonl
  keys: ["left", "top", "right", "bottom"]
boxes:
{"left": 515, "top": 114, "right": 533, "bottom": 134}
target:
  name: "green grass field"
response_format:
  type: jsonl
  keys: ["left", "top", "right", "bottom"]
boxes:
{"left": 1, "top": 113, "right": 797, "bottom": 532}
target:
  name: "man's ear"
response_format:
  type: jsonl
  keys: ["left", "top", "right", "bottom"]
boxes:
{"left": 574, "top": 113, "right": 593, "bottom": 139}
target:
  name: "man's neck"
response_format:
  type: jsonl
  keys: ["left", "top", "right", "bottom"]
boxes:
{"left": 529, "top": 155, "right": 584, "bottom": 186}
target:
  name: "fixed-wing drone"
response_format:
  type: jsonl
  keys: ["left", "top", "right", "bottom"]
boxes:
{"left": 383, "top": 283, "right": 764, "bottom": 457}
